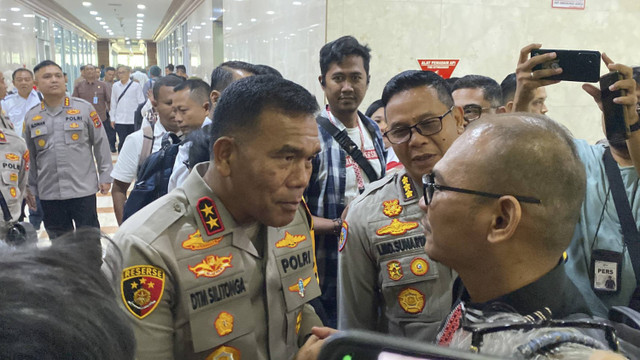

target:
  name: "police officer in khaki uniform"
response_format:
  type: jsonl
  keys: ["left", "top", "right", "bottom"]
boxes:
{"left": 105, "top": 75, "right": 331, "bottom": 360}
{"left": 23, "top": 60, "right": 112, "bottom": 239}
{"left": 338, "top": 70, "right": 464, "bottom": 341}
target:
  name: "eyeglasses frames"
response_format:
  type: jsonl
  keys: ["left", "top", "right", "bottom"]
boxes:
{"left": 462, "top": 104, "right": 493, "bottom": 123}
{"left": 383, "top": 107, "right": 453, "bottom": 145}
{"left": 421, "top": 173, "right": 542, "bottom": 205}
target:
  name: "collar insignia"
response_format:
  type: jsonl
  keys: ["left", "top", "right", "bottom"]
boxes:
{"left": 376, "top": 219, "right": 418, "bottom": 236}
{"left": 401, "top": 175, "right": 417, "bottom": 201}
{"left": 276, "top": 231, "right": 307, "bottom": 248}
{"left": 197, "top": 197, "right": 224, "bottom": 236}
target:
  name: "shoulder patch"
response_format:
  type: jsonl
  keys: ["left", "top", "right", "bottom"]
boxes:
{"left": 338, "top": 220, "right": 348, "bottom": 252}
{"left": 121, "top": 265, "right": 165, "bottom": 319}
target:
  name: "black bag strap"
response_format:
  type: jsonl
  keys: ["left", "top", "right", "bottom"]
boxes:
{"left": 317, "top": 116, "right": 380, "bottom": 183}
{"left": 603, "top": 147, "right": 640, "bottom": 285}
{"left": 0, "top": 190, "right": 13, "bottom": 222}
{"left": 117, "top": 81, "right": 133, "bottom": 102}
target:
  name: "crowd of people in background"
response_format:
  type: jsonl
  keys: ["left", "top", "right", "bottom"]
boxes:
{"left": 0, "top": 36, "right": 640, "bottom": 360}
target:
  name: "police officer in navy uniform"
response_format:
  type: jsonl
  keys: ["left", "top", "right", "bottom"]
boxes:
{"left": 104, "top": 76, "right": 335, "bottom": 360}
{"left": 339, "top": 70, "right": 463, "bottom": 341}
{"left": 23, "top": 60, "right": 112, "bottom": 239}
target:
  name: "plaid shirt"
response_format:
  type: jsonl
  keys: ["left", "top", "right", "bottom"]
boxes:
{"left": 304, "top": 107, "right": 386, "bottom": 327}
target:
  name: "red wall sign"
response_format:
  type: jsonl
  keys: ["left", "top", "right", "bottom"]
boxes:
{"left": 417, "top": 59, "right": 459, "bottom": 79}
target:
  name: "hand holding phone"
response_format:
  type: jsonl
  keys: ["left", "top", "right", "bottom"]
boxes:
{"left": 600, "top": 71, "right": 628, "bottom": 142}
{"left": 531, "top": 49, "right": 601, "bottom": 83}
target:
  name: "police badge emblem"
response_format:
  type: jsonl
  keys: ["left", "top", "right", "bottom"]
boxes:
{"left": 398, "top": 287, "right": 425, "bottom": 314}
{"left": 121, "top": 265, "right": 166, "bottom": 319}
{"left": 214, "top": 311, "right": 234, "bottom": 336}
{"left": 338, "top": 220, "right": 348, "bottom": 252}
{"left": 410, "top": 258, "right": 429, "bottom": 276}
{"left": 387, "top": 260, "right": 404, "bottom": 281}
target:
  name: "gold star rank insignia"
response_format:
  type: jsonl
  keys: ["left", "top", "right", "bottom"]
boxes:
{"left": 401, "top": 175, "right": 417, "bottom": 201}
{"left": 197, "top": 197, "right": 224, "bottom": 236}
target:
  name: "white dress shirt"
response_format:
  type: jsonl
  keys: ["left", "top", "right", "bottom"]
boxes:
{"left": 111, "top": 120, "right": 167, "bottom": 183}
{"left": 1, "top": 89, "right": 41, "bottom": 135}
{"left": 109, "top": 80, "right": 145, "bottom": 125}
{"left": 167, "top": 117, "right": 212, "bottom": 192}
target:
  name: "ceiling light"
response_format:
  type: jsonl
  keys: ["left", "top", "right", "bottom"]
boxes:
{"left": 137, "top": 19, "right": 143, "bottom": 23}
{"left": 95, "top": 17, "right": 102, "bottom": 20}
{"left": 250, "top": 18, "right": 257, "bottom": 22}
{"left": 136, "top": 13, "right": 144, "bottom": 18}
{"left": 209, "top": 17, "right": 216, "bottom": 21}
{"left": 102, "top": 25, "right": 108, "bottom": 29}
{"left": 237, "top": 23, "right": 242, "bottom": 26}
{"left": 23, "top": 14, "right": 35, "bottom": 18}
{"left": 82, "top": 1, "right": 91, "bottom": 6}
{"left": 293, "top": 1, "right": 302, "bottom": 4}
{"left": 205, "top": 35, "right": 211, "bottom": 39}
{"left": 99, "top": 21, "right": 105, "bottom": 25}
{"left": 89, "top": 10, "right": 98, "bottom": 15}
{"left": 125, "top": 37, "right": 130, "bottom": 40}
{"left": 137, "top": 4, "right": 146, "bottom": 9}
{"left": 201, "top": 22, "right": 205, "bottom": 25}
{"left": 0, "top": 19, "right": 6, "bottom": 22}
{"left": 266, "top": 10, "right": 275, "bottom": 15}
{"left": 225, "top": 26, "right": 232, "bottom": 30}
{"left": 12, "top": 22, "right": 21, "bottom": 26}
{"left": 10, "top": 7, "right": 20, "bottom": 11}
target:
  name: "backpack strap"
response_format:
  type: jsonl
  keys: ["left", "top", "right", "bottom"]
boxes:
{"left": 317, "top": 116, "right": 380, "bottom": 183}
{"left": 139, "top": 125, "right": 154, "bottom": 166}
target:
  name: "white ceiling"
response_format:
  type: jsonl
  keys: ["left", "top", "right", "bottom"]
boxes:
{"left": 53, "top": 0, "right": 172, "bottom": 40}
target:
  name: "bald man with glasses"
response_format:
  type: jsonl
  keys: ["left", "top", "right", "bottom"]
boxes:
{"left": 337, "top": 70, "right": 463, "bottom": 341}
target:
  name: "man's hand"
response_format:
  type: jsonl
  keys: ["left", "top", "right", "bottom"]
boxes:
{"left": 26, "top": 192, "right": 36, "bottom": 211}
{"left": 513, "top": 43, "right": 562, "bottom": 112}
{"left": 294, "top": 327, "right": 338, "bottom": 360}
{"left": 582, "top": 53, "right": 639, "bottom": 126}
{"left": 99, "top": 183, "right": 111, "bottom": 195}
{"left": 110, "top": 121, "right": 115, "bottom": 129}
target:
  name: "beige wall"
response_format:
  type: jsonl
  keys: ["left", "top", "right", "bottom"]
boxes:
{"left": 327, "top": 0, "right": 640, "bottom": 143}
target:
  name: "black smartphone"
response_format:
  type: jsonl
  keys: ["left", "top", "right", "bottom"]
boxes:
{"left": 600, "top": 71, "right": 628, "bottom": 142}
{"left": 531, "top": 49, "right": 601, "bottom": 83}
{"left": 318, "top": 330, "right": 506, "bottom": 360}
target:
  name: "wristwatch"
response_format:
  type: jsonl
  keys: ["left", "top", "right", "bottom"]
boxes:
{"left": 630, "top": 120, "right": 640, "bottom": 133}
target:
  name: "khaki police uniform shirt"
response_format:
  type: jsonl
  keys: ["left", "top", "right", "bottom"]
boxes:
{"left": 338, "top": 171, "right": 455, "bottom": 341}
{"left": 0, "top": 114, "right": 28, "bottom": 228}
{"left": 23, "top": 97, "right": 112, "bottom": 200}
{"left": 104, "top": 162, "right": 322, "bottom": 360}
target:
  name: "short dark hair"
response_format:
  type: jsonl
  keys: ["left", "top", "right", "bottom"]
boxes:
{"left": 176, "top": 65, "right": 186, "bottom": 73}
{"left": 253, "top": 64, "right": 283, "bottom": 78}
{"left": 105, "top": 66, "right": 116, "bottom": 72}
{"left": 174, "top": 79, "right": 211, "bottom": 105}
{"left": 365, "top": 99, "right": 384, "bottom": 118}
{"left": 451, "top": 74, "right": 502, "bottom": 108}
{"left": 33, "top": 60, "right": 62, "bottom": 74}
{"left": 381, "top": 70, "right": 453, "bottom": 108}
{"left": 149, "top": 65, "right": 162, "bottom": 77}
{"left": 211, "top": 76, "right": 319, "bottom": 147}
{"left": 210, "top": 61, "right": 256, "bottom": 92}
{"left": 80, "top": 65, "right": 86, "bottom": 71}
{"left": 0, "top": 230, "right": 135, "bottom": 359}
{"left": 12, "top": 68, "right": 33, "bottom": 80}
{"left": 152, "top": 75, "right": 185, "bottom": 100}
{"left": 319, "top": 35, "right": 371, "bottom": 85}
{"left": 187, "top": 124, "right": 212, "bottom": 169}
{"left": 165, "top": 64, "right": 175, "bottom": 72}
{"left": 500, "top": 73, "right": 517, "bottom": 106}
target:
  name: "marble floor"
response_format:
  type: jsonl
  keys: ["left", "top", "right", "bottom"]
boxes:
{"left": 35, "top": 152, "right": 120, "bottom": 247}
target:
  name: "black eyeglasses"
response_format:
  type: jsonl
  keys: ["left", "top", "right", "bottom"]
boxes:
{"left": 462, "top": 104, "right": 493, "bottom": 123}
{"left": 421, "top": 173, "right": 542, "bottom": 205}
{"left": 383, "top": 107, "right": 453, "bottom": 145}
